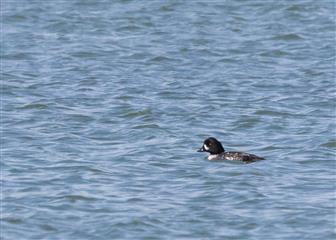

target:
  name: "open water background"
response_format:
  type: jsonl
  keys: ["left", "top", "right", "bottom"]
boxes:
{"left": 2, "top": 1, "right": 336, "bottom": 239}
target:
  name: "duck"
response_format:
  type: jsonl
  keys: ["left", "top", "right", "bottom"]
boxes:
{"left": 197, "top": 137, "right": 264, "bottom": 163}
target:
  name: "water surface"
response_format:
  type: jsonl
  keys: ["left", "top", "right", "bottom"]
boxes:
{"left": 2, "top": 1, "right": 336, "bottom": 239}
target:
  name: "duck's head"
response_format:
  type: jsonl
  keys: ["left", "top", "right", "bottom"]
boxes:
{"left": 197, "top": 137, "right": 225, "bottom": 154}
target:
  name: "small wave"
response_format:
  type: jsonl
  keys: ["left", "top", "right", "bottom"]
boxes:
{"left": 320, "top": 140, "right": 336, "bottom": 149}
{"left": 259, "top": 49, "right": 290, "bottom": 57}
{"left": 255, "top": 109, "right": 295, "bottom": 117}
{"left": 18, "top": 103, "right": 49, "bottom": 110}
{"left": 116, "top": 25, "right": 142, "bottom": 32}
{"left": 65, "top": 114, "right": 95, "bottom": 123}
{"left": 2, "top": 217, "right": 23, "bottom": 224}
{"left": 62, "top": 195, "right": 98, "bottom": 203}
{"left": 3, "top": 52, "right": 34, "bottom": 60}
{"left": 271, "top": 33, "right": 304, "bottom": 41}
{"left": 132, "top": 124, "right": 160, "bottom": 129}
{"left": 149, "top": 56, "right": 176, "bottom": 62}
{"left": 124, "top": 109, "right": 152, "bottom": 118}
{"left": 40, "top": 224, "right": 57, "bottom": 231}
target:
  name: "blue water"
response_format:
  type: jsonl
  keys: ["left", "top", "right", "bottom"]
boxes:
{"left": 2, "top": 1, "right": 336, "bottom": 239}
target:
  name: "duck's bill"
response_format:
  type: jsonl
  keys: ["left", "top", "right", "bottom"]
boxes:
{"left": 197, "top": 147, "right": 204, "bottom": 152}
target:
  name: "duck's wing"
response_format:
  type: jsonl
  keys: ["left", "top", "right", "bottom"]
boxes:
{"left": 244, "top": 153, "right": 265, "bottom": 163}
{"left": 225, "top": 152, "right": 264, "bottom": 163}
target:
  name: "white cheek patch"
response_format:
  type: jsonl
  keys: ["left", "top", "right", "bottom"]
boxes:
{"left": 204, "top": 144, "right": 209, "bottom": 151}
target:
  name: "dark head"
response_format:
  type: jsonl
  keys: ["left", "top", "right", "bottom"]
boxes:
{"left": 197, "top": 137, "right": 225, "bottom": 154}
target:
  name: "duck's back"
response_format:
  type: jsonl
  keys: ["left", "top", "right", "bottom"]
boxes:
{"left": 223, "top": 151, "right": 264, "bottom": 163}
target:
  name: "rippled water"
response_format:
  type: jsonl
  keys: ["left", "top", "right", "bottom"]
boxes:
{"left": 2, "top": 1, "right": 336, "bottom": 239}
